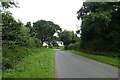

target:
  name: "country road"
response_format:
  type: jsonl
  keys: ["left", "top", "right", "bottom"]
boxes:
{"left": 55, "top": 49, "right": 118, "bottom": 78}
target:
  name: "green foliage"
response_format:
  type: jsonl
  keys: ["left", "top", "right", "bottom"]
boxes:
{"left": 77, "top": 2, "right": 120, "bottom": 52}
{"left": 2, "top": 46, "right": 35, "bottom": 70}
{"left": 1, "top": 1, "right": 17, "bottom": 9}
{"left": 58, "top": 30, "right": 77, "bottom": 49}
{"left": 25, "top": 22, "right": 32, "bottom": 28}
{"left": 1, "top": 1, "right": 54, "bottom": 78}
{"left": 67, "top": 37, "right": 81, "bottom": 50}
{"left": 67, "top": 2, "right": 120, "bottom": 62}
{"left": 33, "top": 20, "right": 62, "bottom": 44}
{"left": 0, "top": 1, "right": 18, "bottom": 14}
{"left": 25, "top": 22, "right": 35, "bottom": 37}
{"left": 2, "top": 12, "right": 42, "bottom": 47}
{"left": 67, "top": 42, "right": 80, "bottom": 51}
{"left": 3, "top": 48, "right": 54, "bottom": 78}
{"left": 2, "top": 5, "right": 42, "bottom": 70}
{"left": 2, "top": 13, "right": 21, "bottom": 41}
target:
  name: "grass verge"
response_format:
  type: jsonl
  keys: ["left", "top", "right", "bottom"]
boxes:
{"left": 64, "top": 50, "right": 119, "bottom": 68}
{"left": 3, "top": 48, "right": 54, "bottom": 78}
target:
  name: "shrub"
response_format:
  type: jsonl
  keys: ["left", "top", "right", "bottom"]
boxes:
{"left": 67, "top": 42, "right": 80, "bottom": 51}
{"left": 2, "top": 46, "right": 35, "bottom": 70}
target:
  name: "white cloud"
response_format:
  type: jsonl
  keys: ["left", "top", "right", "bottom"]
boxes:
{"left": 10, "top": 0, "right": 83, "bottom": 32}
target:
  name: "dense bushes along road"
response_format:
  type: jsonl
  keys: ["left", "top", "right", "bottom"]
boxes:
{"left": 1, "top": 1, "right": 61, "bottom": 74}
{"left": 3, "top": 48, "right": 54, "bottom": 78}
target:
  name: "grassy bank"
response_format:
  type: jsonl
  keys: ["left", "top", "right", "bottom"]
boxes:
{"left": 64, "top": 50, "right": 119, "bottom": 68}
{"left": 3, "top": 48, "right": 55, "bottom": 78}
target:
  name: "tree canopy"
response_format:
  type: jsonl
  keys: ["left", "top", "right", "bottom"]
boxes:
{"left": 33, "top": 20, "right": 62, "bottom": 45}
{"left": 77, "top": 2, "right": 120, "bottom": 52}
{"left": 58, "top": 30, "right": 77, "bottom": 49}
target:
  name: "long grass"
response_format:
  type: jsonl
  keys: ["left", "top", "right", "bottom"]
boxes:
{"left": 64, "top": 50, "right": 119, "bottom": 68}
{"left": 3, "top": 48, "right": 55, "bottom": 78}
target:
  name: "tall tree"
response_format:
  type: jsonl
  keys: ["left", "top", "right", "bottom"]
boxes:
{"left": 33, "top": 20, "right": 62, "bottom": 44}
{"left": 77, "top": 2, "right": 120, "bottom": 52}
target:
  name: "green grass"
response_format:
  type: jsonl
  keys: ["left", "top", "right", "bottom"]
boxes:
{"left": 64, "top": 50, "right": 119, "bottom": 68}
{"left": 3, "top": 48, "right": 55, "bottom": 78}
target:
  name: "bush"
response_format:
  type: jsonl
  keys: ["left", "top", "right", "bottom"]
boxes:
{"left": 2, "top": 46, "right": 36, "bottom": 70}
{"left": 67, "top": 42, "right": 80, "bottom": 51}
{"left": 34, "top": 38, "right": 42, "bottom": 47}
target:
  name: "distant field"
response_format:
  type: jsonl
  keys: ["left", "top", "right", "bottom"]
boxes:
{"left": 3, "top": 48, "right": 55, "bottom": 78}
{"left": 64, "top": 50, "right": 119, "bottom": 68}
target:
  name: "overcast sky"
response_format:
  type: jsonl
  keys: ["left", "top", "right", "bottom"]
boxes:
{"left": 10, "top": 0, "right": 83, "bottom": 32}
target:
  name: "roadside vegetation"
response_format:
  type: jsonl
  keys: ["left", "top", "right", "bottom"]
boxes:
{"left": 59, "top": 2, "right": 120, "bottom": 68}
{"left": 3, "top": 48, "right": 54, "bottom": 78}
{"left": 1, "top": 1, "right": 120, "bottom": 78}
{"left": 1, "top": 1, "right": 60, "bottom": 78}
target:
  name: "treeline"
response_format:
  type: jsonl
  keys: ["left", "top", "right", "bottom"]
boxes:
{"left": 1, "top": 2, "right": 41, "bottom": 69}
{"left": 60, "top": 2, "right": 120, "bottom": 57}
{"left": 77, "top": 2, "right": 120, "bottom": 53}
{"left": 1, "top": 1, "right": 61, "bottom": 70}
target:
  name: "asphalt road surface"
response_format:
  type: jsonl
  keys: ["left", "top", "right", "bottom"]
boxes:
{"left": 55, "top": 49, "right": 118, "bottom": 78}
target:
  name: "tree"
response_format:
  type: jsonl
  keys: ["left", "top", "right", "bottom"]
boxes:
{"left": 1, "top": 0, "right": 20, "bottom": 41}
{"left": 2, "top": 13, "right": 21, "bottom": 41}
{"left": 0, "top": 0, "right": 19, "bottom": 13}
{"left": 1, "top": 0, "right": 43, "bottom": 70}
{"left": 58, "top": 30, "right": 76, "bottom": 49}
{"left": 33, "top": 20, "right": 62, "bottom": 45}
{"left": 77, "top": 2, "right": 120, "bottom": 52}
{"left": 25, "top": 22, "right": 35, "bottom": 37}
{"left": 25, "top": 22, "right": 32, "bottom": 28}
